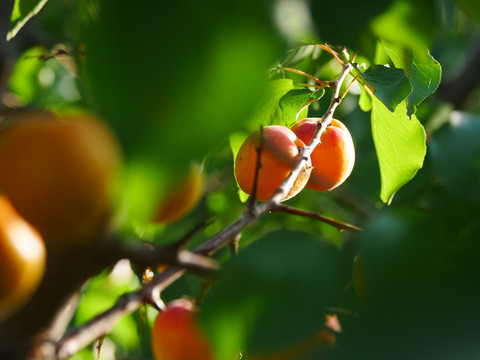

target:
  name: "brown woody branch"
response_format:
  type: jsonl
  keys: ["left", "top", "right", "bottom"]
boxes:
{"left": 48, "top": 53, "right": 355, "bottom": 360}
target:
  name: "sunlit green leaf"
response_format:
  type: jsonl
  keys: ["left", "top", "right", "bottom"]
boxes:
{"left": 362, "top": 65, "right": 412, "bottom": 112}
{"left": 247, "top": 79, "right": 295, "bottom": 128}
{"left": 279, "top": 88, "right": 325, "bottom": 126}
{"left": 8, "top": 0, "right": 49, "bottom": 41}
{"left": 382, "top": 41, "right": 442, "bottom": 116}
{"left": 358, "top": 84, "right": 373, "bottom": 112}
{"left": 371, "top": 98, "right": 426, "bottom": 203}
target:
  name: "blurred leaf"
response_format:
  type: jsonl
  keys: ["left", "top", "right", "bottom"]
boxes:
{"left": 370, "top": 0, "right": 436, "bottom": 55}
{"left": 455, "top": 0, "right": 480, "bottom": 24}
{"left": 7, "top": 0, "right": 49, "bottom": 41}
{"left": 280, "top": 88, "right": 325, "bottom": 126}
{"left": 382, "top": 42, "right": 442, "bottom": 116}
{"left": 362, "top": 65, "right": 412, "bottom": 112}
{"left": 8, "top": 47, "right": 45, "bottom": 104}
{"left": 371, "top": 98, "right": 426, "bottom": 203}
{"left": 429, "top": 112, "right": 480, "bottom": 199}
{"left": 84, "top": 0, "right": 281, "bottom": 223}
{"left": 200, "top": 230, "right": 343, "bottom": 360}
{"left": 358, "top": 207, "right": 444, "bottom": 306}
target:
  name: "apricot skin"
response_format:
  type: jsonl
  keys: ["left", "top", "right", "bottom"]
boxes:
{"left": 0, "top": 195, "right": 46, "bottom": 321}
{"left": 291, "top": 118, "right": 355, "bottom": 191}
{"left": 151, "top": 299, "right": 214, "bottom": 360}
{"left": 234, "top": 125, "right": 311, "bottom": 202}
{"left": 153, "top": 162, "right": 204, "bottom": 224}
{"left": 0, "top": 114, "right": 121, "bottom": 248}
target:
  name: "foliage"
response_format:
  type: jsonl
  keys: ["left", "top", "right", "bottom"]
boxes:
{"left": 1, "top": 0, "right": 480, "bottom": 359}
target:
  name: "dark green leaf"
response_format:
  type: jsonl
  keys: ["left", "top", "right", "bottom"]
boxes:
{"left": 371, "top": 98, "right": 426, "bottom": 203}
{"left": 382, "top": 42, "right": 442, "bottom": 117}
{"left": 309, "top": 0, "right": 395, "bottom": 48}
{"left": 7, "top": 0, "right": 49, "bottom": 41}
{"left": 200, "top": 230, "right": 343, "bottom": 359}
{"left": 429, "top": 112, "right": 480, "bottom": 198}
{"left": 279, "top": 88, "right": 325, "bottom": 126}
{"left": 363, "top": 65, "right": 412, "bottom": 112}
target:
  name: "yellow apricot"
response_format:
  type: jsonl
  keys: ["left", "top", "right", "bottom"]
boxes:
{"left": 291, "top": 118, "right": 355, "bottom": 191}
{"left": 0, "top": 195, "right": 46, "bottom": 321}
{"left": 153, "top": 162, "right": 204, "bottom": 223}
{"left": 234, "top": 125, "right": 311, "bottom": 202}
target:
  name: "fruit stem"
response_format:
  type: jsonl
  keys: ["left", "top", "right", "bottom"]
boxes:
{"left": 279, "top": 66, "right": 328, "bottom": 86}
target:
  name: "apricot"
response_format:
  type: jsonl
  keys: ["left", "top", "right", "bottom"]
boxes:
{"left": 0, "top": 113, "right": 121, "bottom": 248}
{"left": 0, "top": 195, "right": 46, "bottom": 321}
{"left": 151, "top": 299, "right": 214, "bottom": 360}
{"left": 153, "top": 162, "right": 204, "bottom": 224}
{"left": 291, "top": 118, "right": 355, "bottom": 191}
{"left": 234, "top": 125, "right": 311, "bottom": 202}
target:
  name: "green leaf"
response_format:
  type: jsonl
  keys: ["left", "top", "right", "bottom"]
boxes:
{"left": 7, "top": 0, "right": 49, "bottom": 41}
{"left": 362, "top": 65, "right": 413, "bottom": 112}
{"left": 429, "top": 112, "right": 480, "bottom": 199}
{"left": 371, "top": 98, "right": 426, "bottom": 204}
{"left": 200, "top": 230, "right": 343, "bottom": 359}
{"left": 382, "top": 41, "right": 442, "bottom": 117}
{"left": 358, "top": 85, "right": 372, "bottom": 112}
{"left": 279, "top": 88, "right": 325, "bottom": 127}
{"left": 247, "top": 79, "right": 295, "bottom": 128}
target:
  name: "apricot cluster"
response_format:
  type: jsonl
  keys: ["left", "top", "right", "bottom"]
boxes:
{"left": 234, "top": 118, "right": 355, "bottom": 201}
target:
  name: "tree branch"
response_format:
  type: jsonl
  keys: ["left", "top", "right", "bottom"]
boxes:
{"left": 269, "top": 203, "right": 362, "bottom": 232}
{"left": 48, "top": 53, "right": 355, "bottom": 360}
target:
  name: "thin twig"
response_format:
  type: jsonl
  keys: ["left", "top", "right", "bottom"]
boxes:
{"left": 270, "top": 203, "right": 362, "bottom": 232}
{"left": 279, "top": 66, "right": 327, "bottom": 86}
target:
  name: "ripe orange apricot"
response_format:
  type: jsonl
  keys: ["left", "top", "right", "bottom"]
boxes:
{"left": 153, "top": 162, "right": 204, "bottom": 224}
{"left": 291, "top": 118, "right": 355, "bottom": 191}
{"left": 0, "top": 113, "right": 121, "bottom": 248}
{"left": 151, "top": 299, "right": 214, "bottom": 360}
{"left": 234, "top": 125, "right": 311, "bottom": 202}
{"left": 0, "top": 195, "right": 46, "bottom": 321}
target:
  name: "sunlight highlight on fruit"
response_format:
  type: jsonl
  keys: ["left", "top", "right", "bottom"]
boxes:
{"left": 0, "top": 195, "right": 46, "bottom": 321}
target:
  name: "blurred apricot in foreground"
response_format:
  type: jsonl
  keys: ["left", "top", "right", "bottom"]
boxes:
{"left": 0, "top": 113, "right": 122, "bottom": 248}
{"left": 0, "top": 195, "right": 46, "bottom": 321}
